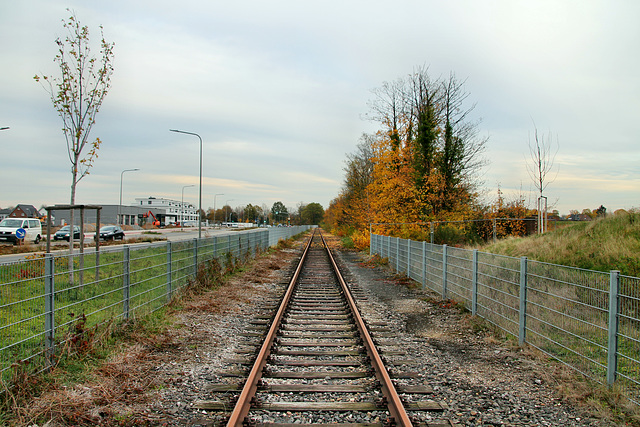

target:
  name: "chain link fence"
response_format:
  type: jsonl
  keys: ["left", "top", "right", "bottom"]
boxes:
{"left": 371, "top": 233, "right": 640, "bottom": 405}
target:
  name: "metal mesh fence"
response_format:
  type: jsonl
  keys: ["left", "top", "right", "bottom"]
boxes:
{"left": 0, "top": 226, "right": 312, "bottom": 379}
{"left": 619, "top": 274, "right": 640, "bottom": 402}
{"left": 475, "top": 252, "right": 521, "bottom": 337}
{"left": 370, "top": 233, "right": 640, "bottom": 404}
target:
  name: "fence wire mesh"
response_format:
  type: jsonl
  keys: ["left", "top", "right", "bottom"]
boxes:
{"left": 0, "top": 226, "right": 311, "bottom": 380}
{"left": 371, "top": 233, "right": 640, "bottom": 405}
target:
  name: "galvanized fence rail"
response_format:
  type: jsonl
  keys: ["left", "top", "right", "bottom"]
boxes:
{"left": 370, "top": 233, "right": 640, "bottom": 405}
{"left": 0, "top": 226, "right": 313, "bottom": 379}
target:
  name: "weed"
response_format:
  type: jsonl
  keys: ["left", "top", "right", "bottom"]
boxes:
{"left": 186, "top": 257, "right": 224, "bottom": 294}
{"left": 359, "top": 254, "right": 389, "bottom": 268}
{"left": 340, "top": 235, "right": 355, "bottom": 249}
{"left": 276, "top": 237, "right": 295, "bottom": 250}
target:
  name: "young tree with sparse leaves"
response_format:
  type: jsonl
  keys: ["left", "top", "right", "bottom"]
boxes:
{"left": 34, "top": 10, "right": 114, "bottom": 249}
{"left": 526, "top": 124, "right": 558, "bottom": 233}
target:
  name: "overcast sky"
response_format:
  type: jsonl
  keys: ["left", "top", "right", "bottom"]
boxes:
{"left": 1, "top": 0, "right": 638, "bottom": 215}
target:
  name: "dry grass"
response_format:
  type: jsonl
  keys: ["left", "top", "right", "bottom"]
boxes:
{"left": 2, "top": 318, "right": 171, "bottom": 426}
{"left": 482, "top": 212, "right": 640, "bottom": 276}
{"left": 465, "top": 314, "right": 640, "bottom": 426}
{"left": 0, "top": 236, "right": 304, "bottom": 426}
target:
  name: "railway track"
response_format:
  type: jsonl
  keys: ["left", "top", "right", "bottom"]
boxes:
{"left": 195, "top": 230, "right": 450, "bottom": 426}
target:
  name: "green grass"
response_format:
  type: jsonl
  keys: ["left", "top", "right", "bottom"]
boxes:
{"left": 480, "top": 212, "right": 640, "bottom": 276}
{"left": 0, "top": 236, "right": 252, "bottom": 382}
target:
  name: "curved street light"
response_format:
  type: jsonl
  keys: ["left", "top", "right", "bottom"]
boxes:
{"left": 181, "top": 184, "right": 195, "bottom": 231}
{"left": 119, "top": 168, "right": 139, "bottom": 225}
{"left": 170, "top": 129, "right": 203, "bottom": 238}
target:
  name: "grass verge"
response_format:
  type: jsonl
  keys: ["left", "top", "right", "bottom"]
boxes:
{"left": 0, "top": 239, "right": 281, "bottom": 426}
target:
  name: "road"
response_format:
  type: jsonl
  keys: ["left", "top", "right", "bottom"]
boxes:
{"left": 0, "top": 226, "right": 242, "bottom": 265}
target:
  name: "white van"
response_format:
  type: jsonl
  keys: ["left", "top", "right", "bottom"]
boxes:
{"left": 0, "top": 218, "right": 42, "bottom": 244}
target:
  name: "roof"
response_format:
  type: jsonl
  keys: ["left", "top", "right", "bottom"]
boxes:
{"left": 13, "top": 204, "right": 40, "bottom": 218}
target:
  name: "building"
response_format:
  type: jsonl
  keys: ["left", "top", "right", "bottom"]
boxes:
{"left": 0, "top": 208, "right": 10, "bottom": 221}
{"left": 134, "top": 196, "right": 197, "bottom": 225}
{"left": 44, "top": 196, "right": 197, "bottom": 228}
{"left": 9, "top": 204, "right": 40, "bottom": 219}
{"left": 49, "top": 204, "right": 164, "bottom": 227}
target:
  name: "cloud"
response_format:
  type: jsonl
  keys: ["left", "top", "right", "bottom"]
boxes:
{"left": 1, "top": 0, "right": 639, "bottom": 215}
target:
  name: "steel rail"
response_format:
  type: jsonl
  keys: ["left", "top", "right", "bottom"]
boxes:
{"left": 320, "top": 231, "right": 414, "bottom": 427}
{"left": 226, "top": 230, "right": 315, "bottom": 426}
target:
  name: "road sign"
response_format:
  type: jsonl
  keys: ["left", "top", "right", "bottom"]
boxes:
{"left": 15, "top": 228, "right": 26, "bottom": 239}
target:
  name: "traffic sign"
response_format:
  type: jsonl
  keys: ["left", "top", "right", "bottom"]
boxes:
{"left": 15, "top": 228, "right": 26, "bottom": 239}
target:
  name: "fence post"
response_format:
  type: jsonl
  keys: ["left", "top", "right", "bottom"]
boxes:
{"left": 607, "top": 270, "right": 620, "bottom": 386}
{"left": 193, "top": 238, "right": 198, "bottom": 276}
{"left": 493, "top": 219, "right": 497, "bottom": 243}
{"left": 422, "top": 240, "right": 427, "bottom": 289}
{"left": 386, "top": 236, "right": 391, "bottom": 262}
{"left": 166, "top": 241, "right": 172, "bottom": 302}
{"left": 44, "top": 253, "right": 55, "bottom": 370}
{"left": 395, "top": 237, "right": 400, "bottom": 273}
{"left": 442, "top": 244, "right": 448, "bottom": 299}
{"left": 430, "top": 222, "right": 434, "bottom": 244}
{"left": 406, "top": 238, "right": 411, "bottom": 277}
{"left": 518, "top": 256, "right": 528, "bottom": 346}
{"left": 374, "top": 232, "right": 378, "bottom": 256}
{"left": 369, "top": 224, "right": 372, "bottom": 256}
{"left": 472, "top": 249, "right": 478, "bottom": 315}
{"left": 123, "top": 245, "right": 131, "bottom": 320}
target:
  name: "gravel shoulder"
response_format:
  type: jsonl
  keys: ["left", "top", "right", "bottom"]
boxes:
{"left": 337, "top": 249, "right": 610, "bottom": 426}
{"left": 19, "top": 234, "right": 614, "bottom": 426}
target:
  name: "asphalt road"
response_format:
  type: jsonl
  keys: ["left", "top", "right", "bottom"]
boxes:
{"left": 0, "top": 226, "right": 238, "bottom": 265}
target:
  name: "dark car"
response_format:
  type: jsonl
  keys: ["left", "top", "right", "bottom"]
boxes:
{"left": 99, "top": 225, "right": 125, "bottom": 240}
{"left": 53, "top": 225, "right": 81, "bottom": 241}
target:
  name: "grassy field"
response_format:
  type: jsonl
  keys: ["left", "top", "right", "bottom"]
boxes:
{"left": 480, "top": 211, "right": 640, "bottom": 277}
{"left": 0, "top": 236, "right": 249, "bottom": 381}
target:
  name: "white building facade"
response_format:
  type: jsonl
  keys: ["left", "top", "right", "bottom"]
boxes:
{"left": 134, "top": 196, "right": 198, "bottom": 225}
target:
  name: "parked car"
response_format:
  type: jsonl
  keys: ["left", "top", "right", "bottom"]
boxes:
{"left": 53, "top": 225, "right": 81, "bottom": 241}
{"left": 99, "top": 225, "right": 125, "bottom": 240}
{"left": 0, "top": 218, "right": 42, "bottom": 244}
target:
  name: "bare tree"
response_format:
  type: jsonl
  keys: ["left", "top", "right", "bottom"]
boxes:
{"left": 438, "top": 72, "right": 488, "bottom": 211}
{"left": 526, "top": 124, "right": 559, "bottom": 232}
{"left": 366, "top": 79, "right": 407, "bottom": 150}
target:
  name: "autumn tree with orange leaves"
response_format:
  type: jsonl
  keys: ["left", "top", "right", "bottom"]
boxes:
{"left": 326, "top": 67, "right": 488, "bottom": 249}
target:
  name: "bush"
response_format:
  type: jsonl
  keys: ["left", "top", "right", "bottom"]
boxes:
{"left": 351, "top": 230, "right": 370, "bottom": 251}
{"left": 434, "top": 225, "right": 467, "bottom": 246}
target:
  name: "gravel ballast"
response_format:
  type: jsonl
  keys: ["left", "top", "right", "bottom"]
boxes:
{"left": 20, "top": 234, "right": 613, "bottom": 426}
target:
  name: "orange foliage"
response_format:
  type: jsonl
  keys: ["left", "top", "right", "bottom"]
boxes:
{"left": 475, "top": 188, "right": 531, "bottom": 240}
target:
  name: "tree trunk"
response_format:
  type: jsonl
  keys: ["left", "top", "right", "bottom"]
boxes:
{"left": 68, "top": 169, "right": 77, "bottom": 283}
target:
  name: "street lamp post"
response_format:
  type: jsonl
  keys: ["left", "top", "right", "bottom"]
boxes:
{"left": 213, "top": 193, "right": 224, "bottom": 225}
{"left": 170, "top": 129, "right": 203, "bottom": 239}
{"left": 119, "top": 168, "right": 139, "bottom": 226}
{"left": 181, "top": 184, "right": 195, "bottom": 231}
{"left": 225, "top": 199, "right": 234, "bottom": 224}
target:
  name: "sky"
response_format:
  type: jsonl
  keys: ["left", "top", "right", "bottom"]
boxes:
{"left": 1, "top": 0, "right": 639, "bottom": 216}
